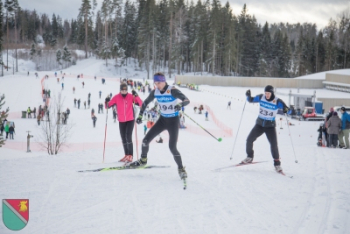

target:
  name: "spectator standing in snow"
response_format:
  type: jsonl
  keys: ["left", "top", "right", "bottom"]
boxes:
{"left": 92, "top": 114, "right": 97, "bottom": 127}
{"left": 37, "top": 114, "right": 41, "bottom": 126}
{"left": 107, "top": 84, "right": 143, "bottom": 162}
{"left": 324, "top": 107, "right": 335, "bottom": 147}
{"left": 66, "top": 108, "right": 70, "bottom": 118}
{"left": 0, "top": 122, "right": 4, "bottom": 136}
{"left": 73, "top": 87, "right": 75, "bottom": 93}
{"left": 33, "top": 107, "right": 36, "bottom": 118}
{"left": 327, "top": 112, "right": 341, "bottom": 148}
{"left": 27, "top": 107, "right": 32, "bottom": 118}
{"left": 77, "top": 99, "right": 81, "bottom": 109}
{"left": 9, "top": 125, "right": 14, "bottom": 139}
{"left": 105, "top": 95, "right": 111, "bottom": 109}
{"left": 205, "top": 111, "right": 209, "bottom": 121}
{"left": 227, "top": 101, "right": 231, "bottom": 109}
{"left": 339, "top": 107, "right": 350, "bottom": 149}
{"left": 61, "top": 83, "right": 64, "bottom": 90}
{"left": 74, "top": 98, "right": 77, "bottom": 107}
{"left": 4, "top": 123, "right": 9, "bottom": 139}
{"left": 99, "top": 91, "right": 102, "bottom": 99}
{"left": 82, "top": 82, "right": 85, "bottom": 88}
{"left": 88, "top": 99, "right": 91, "bottom": 108}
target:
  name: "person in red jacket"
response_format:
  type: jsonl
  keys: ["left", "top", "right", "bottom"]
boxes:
{"left": 108, "top": 83, "right": 143, "bottom": 162}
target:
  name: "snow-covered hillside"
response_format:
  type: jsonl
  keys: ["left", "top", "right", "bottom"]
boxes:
{"left": 0, "top": 57, "right": 350, "bottom": 234}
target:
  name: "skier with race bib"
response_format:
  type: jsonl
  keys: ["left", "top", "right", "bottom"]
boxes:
{"left": 128, "top": 72, "right": 190, "bottom": 180}
{"left": 241, "top": 85, "right": 289, "bottom": 173}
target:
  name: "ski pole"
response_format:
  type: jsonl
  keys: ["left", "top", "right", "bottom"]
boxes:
{"left": 230, "top": 101, "right": 246, "bottom": 160}
{"left": 183, "top": 112, "right": 222, "bottom": 142}
{"left": 102, "top": 108, "right": 109, "bottom": 163}
{"left": 134, "top": 121, "right": 139, "bottom": 160}
{"left": 285, "top": 113, "right": 298, "bottom": 163}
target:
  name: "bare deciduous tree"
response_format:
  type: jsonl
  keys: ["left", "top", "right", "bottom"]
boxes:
{"left": 38, "top": 94, "right": 73, "bottom": 155}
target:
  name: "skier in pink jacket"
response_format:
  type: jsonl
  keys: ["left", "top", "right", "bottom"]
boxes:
{"left": 108, "top": 83, "right": 143, "bottom": 162}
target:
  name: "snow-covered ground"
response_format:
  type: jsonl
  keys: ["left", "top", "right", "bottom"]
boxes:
{"left": 1, "top": 57, "right": 350, "bottom": 234}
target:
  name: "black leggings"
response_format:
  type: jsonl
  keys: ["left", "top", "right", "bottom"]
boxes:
{"left": 246, "top": 124, "right": 280, "bottom": 165}
{"left": 119, "top": 120, "right": 135, "bottom": 156}
{"left": 141, "top": 116, "right": 183, "bottom": 169}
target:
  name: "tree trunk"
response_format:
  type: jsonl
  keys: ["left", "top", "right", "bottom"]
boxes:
{"left": 84, "top": 14, "right": 88, "bottom": 58}
{"left": 168, "top": 12, "right": 173, "bottom": 78}
{"left": 6, "top": 12, "right": 9, "bottom": 71}
{"left": 201, "top": 40, "right": 203, "bottom": 75}
{"left": 212, "top": 34, "right": 216, "bottom": 76}
{"left": 153, "top": 29, "right": 155, "bottom": 74}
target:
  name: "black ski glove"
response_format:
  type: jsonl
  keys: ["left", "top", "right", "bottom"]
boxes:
{"left": 174, "top": 104, "right": 182, "bottom": 111}
{"left": 136, "top": 115, "right": 143, "bottom": 124}
{"left": 245, "top": 89, "right": 251, "bottom": 97}
{"left": 283, "top": 106, "right": 290, "bottom": 114}
{"left": 132, "top": 90, "right": 138, "bottom": 97}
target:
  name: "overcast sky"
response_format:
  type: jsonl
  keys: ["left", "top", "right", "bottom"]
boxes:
{"left": 18, "top": 0, "right": 350, "bottom": 30}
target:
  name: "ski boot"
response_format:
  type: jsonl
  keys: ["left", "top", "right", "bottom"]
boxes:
{"left": 275, "top": 165, "right": 283, "bottom": 172}
{"left": 127, "top": 157, "right": 147, "bottom": 168}
{"left": 124, "top": 155, "right": 133, "bottom": 163}
{"left": 178, "top": 167, "right": 187, "bottom": 179}
{"left": 241, "top": 157, "right": 253, "bottom": 164}
{"left": 119, "top": 155, "right": 128, "bottom": 162}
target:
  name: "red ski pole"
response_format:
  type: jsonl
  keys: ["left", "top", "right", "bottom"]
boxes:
{"left": 102, "top": 108, "right": 109, "bottom": 163}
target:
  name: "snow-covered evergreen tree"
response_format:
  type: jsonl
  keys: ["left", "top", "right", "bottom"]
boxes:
{"left": 56, "top": 49, "right": 62, "bottom": 67}
{"left": 30, "top": 43, "right": 36, "bottom": 60}
{"left": 62, "top": 46, "right": 71, "bottom": 68}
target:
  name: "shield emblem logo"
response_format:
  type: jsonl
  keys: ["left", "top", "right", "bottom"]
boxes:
{"left": 2, "top": 199, "right": 29, "bottom": 231}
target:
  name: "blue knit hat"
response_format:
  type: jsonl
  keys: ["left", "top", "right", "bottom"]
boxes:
{"left": 154, "top": 74, "right": 166, "bottom": 82}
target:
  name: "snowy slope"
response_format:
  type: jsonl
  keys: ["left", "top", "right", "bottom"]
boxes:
{"left": 1, "top": 58, "right": 350, "bottom": 234}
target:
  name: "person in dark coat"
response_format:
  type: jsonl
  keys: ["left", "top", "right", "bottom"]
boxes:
{"left": 327, "top": 112, "right": 342, "bottom": 148}
{"left": 324, "top": 107, "right": 334, "bottom": 147}
{"left": 9, "top": 125, "right": 15, "bottom": 139}
{"left": 92, "top": 114, "right": 97, "bottom": 127}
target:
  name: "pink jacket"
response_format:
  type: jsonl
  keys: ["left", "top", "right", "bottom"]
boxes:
{"left": 108, "top": 93, "right": 143, "bottom": 122}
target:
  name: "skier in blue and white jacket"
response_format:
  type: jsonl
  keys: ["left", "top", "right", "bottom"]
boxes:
{"left": 241, "top": 85, "right": 289, "bottom": 172}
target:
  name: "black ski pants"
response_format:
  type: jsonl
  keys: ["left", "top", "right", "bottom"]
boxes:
{"left": 141, "top": 116, "right": 183, "bottom": 169}
{"left": 119, "top": 120, "right": 135, "bottom": 156}
{"left": 246, "top": 124, "right": 280, "bottom": 166}
{"left": 328, "top": 134, "right": 338, "bottom": 147}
